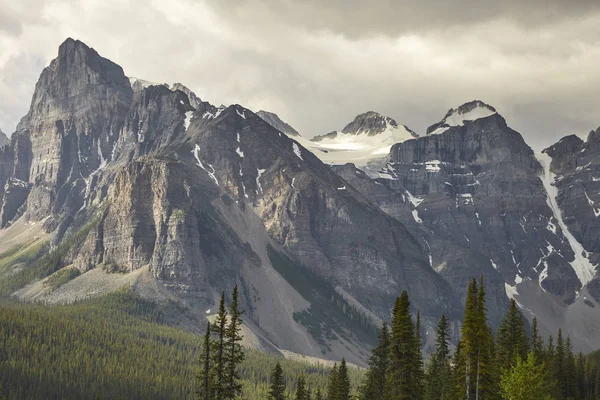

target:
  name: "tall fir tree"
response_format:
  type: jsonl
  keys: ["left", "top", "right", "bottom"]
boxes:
{"left": 327, "top": 364, "right": 339, "bottom": 400}
{"left": 455, "top": 279, "right": 479, "bottom": 400}
{"left": 384, "top": 291, "right": 422, "bottom": 400}
{"left": 336, "top": 358, "right": 351, "bottom": 400}
{"left": 565, "top": 337, "right": 578, "bottom": 399}
{"left": 267, "top": 362, "right": 286, "bottom": 400}
{"left": 499, "top": 352, "right": 552, "bottom": 400}
{"left": 425, "top": 314, "right": 452, "bottom": 400}
{"left": 224, "top": 285, "right": 245, "bottom": 400}
{"left": 359, "top": 322, "right": 390, "bottom": 400}
{"left": 556, "top": 329, "right": 566, "bottom": 398}
{"left": 296, "top": 376, "right": 308, "bottom": 400}
{"left": 530, "top": 317, "right": 544, "bottom": 361}
{"left": 211, "top": 292, "right": 228, "bottom": 399}
{"left": 314, "top": 387, "right": 323, "bottom": 400}
{"left": 497, "top": 299, "right": 529, "bottom": 371}
{"left": 196, "top": 324, "right": 214, "bottom": 400}
{"left": 413, "top": 311, "right": 424, "bottom": 399}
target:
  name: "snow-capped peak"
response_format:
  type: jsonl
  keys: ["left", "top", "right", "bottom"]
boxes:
{"left": 427, "top": 101, "right": 498, "bottom": 135}
{"left": 301, "top": 111, "right": 418, "bottom": 167}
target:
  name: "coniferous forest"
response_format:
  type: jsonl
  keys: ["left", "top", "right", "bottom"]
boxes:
{"left": 2, "top": 278, "right": 600, "bottom": 399}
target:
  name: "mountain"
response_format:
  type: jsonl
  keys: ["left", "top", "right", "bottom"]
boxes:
{"left": 256, "top": 110, "right": 299, "bottom": 137}
{"left": 333, "top": 101, "right": 600, "bottom": 351}
{"left": 0, "top": 38, "right": 461, "bottom": 365}
{"left": 0, "top": 130, "right": 8, "bottom": 148}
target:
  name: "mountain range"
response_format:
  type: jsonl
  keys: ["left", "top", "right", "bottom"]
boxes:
{"left": 1, "top": 38, "right": 599, "bottom": 365}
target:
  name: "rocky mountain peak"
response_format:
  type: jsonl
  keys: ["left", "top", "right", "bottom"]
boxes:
{"left": 256, "top": 110, "right": 299, "bottom": 137}
{"left": 426, "top": 100, "right": 498, "bottom": 135}
{"left": 0, "top": 130, "right": 8, "bottom": 148}
{"left": 341, "top": 111, "right": 400, "bottom": 136}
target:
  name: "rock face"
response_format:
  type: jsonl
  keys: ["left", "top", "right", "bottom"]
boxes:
{"left": 2, "top": 38, "right": 600, "bottom": 358}
{"left": 333, "top": 102, "right": 600, "bottom": 350}
{"left": 256, "top": 110, "right": 299, "bottom": 137}
{"left": 0, "top": 130, "right": 8, "bottom": 148}
{"left": 0, "top": 38, "right": 462, "bottom": 364}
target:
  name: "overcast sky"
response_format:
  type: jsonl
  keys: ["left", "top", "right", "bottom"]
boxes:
{"left": 2, "top": 0, "right": 600, "bottom": 149}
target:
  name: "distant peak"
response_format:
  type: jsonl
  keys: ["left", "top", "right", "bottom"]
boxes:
{"left": 341, "top": 111, "right": 400, "bottom": 136}
{"left": 257, "top": 110, "right": 299, "bottom": 136}
{"left": 427, "top": 100, "right": 498, "bottom": 135}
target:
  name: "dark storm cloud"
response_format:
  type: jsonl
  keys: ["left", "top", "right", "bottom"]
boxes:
{"left": 1, "top": 0, "right": 600, "bottom": 150}
{"left": 207, "top": 0, "right": 600, "bottom": 37}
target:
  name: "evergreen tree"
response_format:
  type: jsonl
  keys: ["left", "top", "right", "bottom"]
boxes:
{"left": 497, "top": 299, "right": 529, "bottom": 371}
{"left": 425, "top": 314, "right": 452, "bottom": 400}
{"left": 196, "top": 324, "right": 214, "bottom": 400}
{"left": 384, "top": 291, "right": 421, "bottom": 400}
{"left": 337, "top": 358, "right": 351, "bottom": 400}
{"left": 224, "top": 285, "right": 245, "bottom": 400}
{"left": 565, "top": 337, "right": 577, "bottom": 399}
{"left": 413, "top": 311, "right": 424, "bottom": 399}
{"left": 327, "top": 364, "right": 339, "bottom": 400}
{"left": 531, "top": 317, "right": 544, "bottom": 361}
{"left": 306, "top": 386, "right": 312, "bottom": 400}
{"left": 314, "top": 387, "right": 323, "bottom": 400}
{"left": 211, "top": 292, "right": 228, "bottom": 399}
{"left": 454, "top": 278, "right": 498, "bottom": 400}
{"left": 359, "top": 322, "right": 390, "bottom": 400}
{"left": 556, "top": 329, "right": 566, "bottom": 398}
{"left": 500, "top": 352, "right": 552, "bottom": 400}
{"left": 268, "top": 362, "right": 286, "bottom": 400}
{"left": 296, "top": 376, "right": 308, "bottom": 400}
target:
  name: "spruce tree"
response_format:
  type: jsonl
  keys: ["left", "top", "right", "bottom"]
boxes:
{"left": 359, "top": 322, "right": 390, "bottom": 400}
{"left": 497, "top": 299, "right": 529, "bottom": 371}
{"left": 455, "top": 279, "right": 478, "bottom": 400}
{"left": 296, "top": 376, "right": 307, "bottom": 400}
{"left": 196, "top": 324, "right": 213, "bottom": 400}
{"left": 565, "top": 337, "right": 577, "bottom": 399}
{"left": 211, "top": 292, "right": 228, "bottom": 399}
{"left": 314, "top": 387, "right": 323, "bottom": 400}
{"left": 556, "top": 329, "right": 566, "bottom": 398}
{"left": 413, "top": 311, "right": 424, "bottom": 399}
{"left": 268, "top": 362, "right": 286, "bottom": 400}
{"left": 384, "top": 291, "right": 420, "bottom": 400}
{"left": 224, "top": 285, "right": 245, "bottom": 400}
{"left": 499, "top": 352, "right": 552, "bottom": 400}
{"left": 531, "top": 317, "right": 544, "bottom": 361}
{"left": 337, "top": 358, "right": 351, "bottom": 400}
{"left": 425, "top": 314, "right": 452, "bottom": 400}
{"left": 327, "top": 364, "right": 339, "bottom": 400}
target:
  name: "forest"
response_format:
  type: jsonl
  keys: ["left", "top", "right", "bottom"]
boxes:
{"left": 1, "top": 278, "right": 600, "bottom": 399}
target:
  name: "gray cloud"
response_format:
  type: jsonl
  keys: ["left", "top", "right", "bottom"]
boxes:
{"left": 0, "top": 0, "right": 600, "bottom": 150}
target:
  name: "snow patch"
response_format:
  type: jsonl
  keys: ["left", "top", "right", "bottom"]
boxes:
{"left": 192, "top": 144, "right": 219, "bottom": 186}
{"left": 236, "top": 108, "right": 246, "bottom": 119}
{"left": 256, "top": 169, "right": 266, "bottom": 194}
{"left": 536, "top": 152, "right": 596, "bottom": 287}
{"left": 292, "top": 143, "right": 304, "bottom": 160}
{"left": 490, "top": 259, "right": 498, "bottom": 271}
{"left": 184, "top": 111, "right": 194, "bottom": 131}
{"left": 583, "top": 188, "right": 600, "bottom": 217}
{"left": 425, "top": 160, "right": 442, "bottom": 172}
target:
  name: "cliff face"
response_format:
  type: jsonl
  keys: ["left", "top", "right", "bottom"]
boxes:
{"left": 0, "top": 38, "right": 464, "bottom": 364}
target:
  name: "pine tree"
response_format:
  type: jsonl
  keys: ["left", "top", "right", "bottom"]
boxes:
{"left": 474, "top": 277, "right": 498, "bottom": 400}
{"left": 413, "top": 311, "right": 424, "bottom": 399}
{"left": 196, "top": 324, "right": 213, "bottom": 400}
{"left": 314, "top": 387, "right": 323, "bottom": 400}
{"left": 327, "top": 364, "right": 339, "bottom": 400}
{"left": 359, "top": 322, "right": 390, "bottom": 400}
{"left": 425, "top": 314, "right": 452, "bottom": 400}
{"left": 224, "top": 285, "right": 245, "bottom": 400}
{"left": 384, "top": 291, "right": 420, "bottom": 400}
{"left": 268, "top": 362, "right": 286, "bottom": 400}
{"left": 296, "top": 376, "right": 308, "bottom": 400}
{"left": 556, "top": 329, "right": 566, "bottom": 398}
{"left": 337, "top": 358, "right": 351, "bottom": 400}
{"left": 497, "top": 299, "right": 529, "bottom": 371}
{"left": 211, "top": 292, "right": 228, "bottom": 399}
{"left": 531, "top": 317, "right": 544, "bottom": 361}
{"left": 565, "top": 337, "right": 578, "bottom": 399}
{"left": 500, "top": 352, "right": 552, "bottom": 400}
{"left": 455, "top": 279, "right": 479, "bottom": 400}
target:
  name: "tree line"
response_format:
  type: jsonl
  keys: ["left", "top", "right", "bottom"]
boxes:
{"left": 258, "top": 277, "right": 600, "bottom": 400}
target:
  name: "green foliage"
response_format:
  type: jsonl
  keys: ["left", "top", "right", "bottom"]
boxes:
{"left": 44, "top": 267, "right": 81, "bottom": 290}
{"left": 425, "top": 314, "right": 452, "bottom": 400}
{"left": 497, "top": 299, "right": 529, "bottom": 371}
{"left": 500, "top": 353, "right": 553, "bottom": 400}
{"left": 359, "top": 322, "right": 390, "bottom": 400}
{"left": 0, "top": 290, "right": 363, "bottom": 400}
{"left": 268, "top": 362, "right": 287, "bottom": 400}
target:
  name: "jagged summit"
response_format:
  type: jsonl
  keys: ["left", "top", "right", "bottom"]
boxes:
{"left": 0, "top": 130, "right": 8, "bottom": 148}
{"left": 426, "top": 100, "right": 498, "bottom": 135}
{"left": 256, "top": 110, "right": 299, "bottom": 137}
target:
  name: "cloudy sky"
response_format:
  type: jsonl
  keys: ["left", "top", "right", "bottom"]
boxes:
{"left": 2, "top": 0, "right": 600, "bottom": 149}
